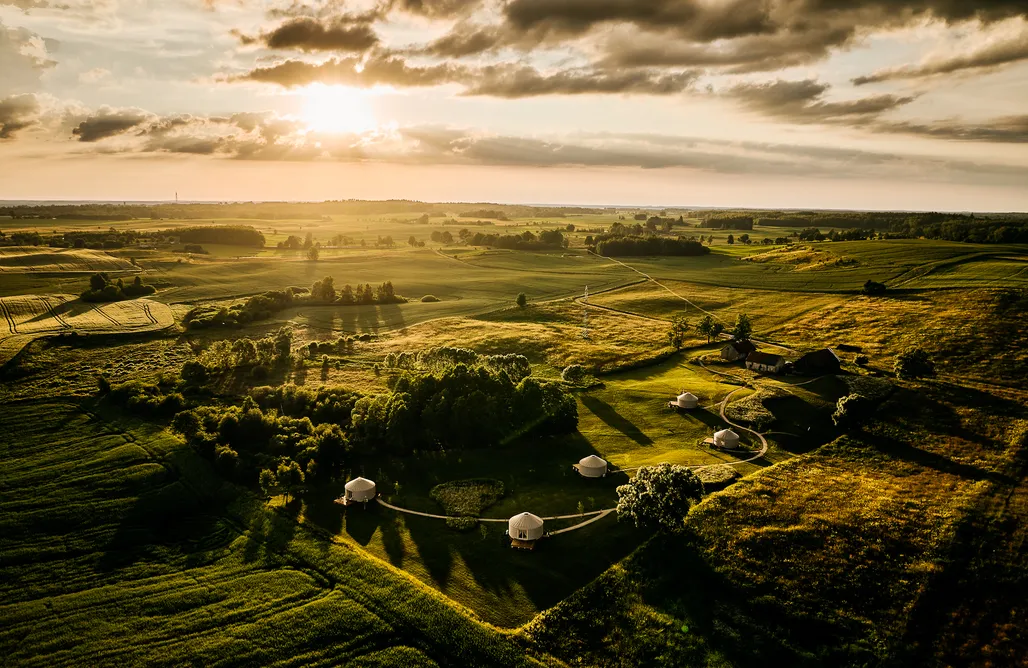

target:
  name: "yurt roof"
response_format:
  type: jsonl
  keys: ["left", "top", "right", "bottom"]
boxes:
{"left": 579, "top": 454, "right": 607, "bottom": 467}
{"left": 677, "top": 392, "right": 698, "bottom": 401}
{"left": 345, "top": 477, "right": 375, "bottom": 491}
{"left": 509, "top": 512, "right": 544, "bottom": 530}
{"left": 715, "top": 429, "right": 739, "bottom": 439}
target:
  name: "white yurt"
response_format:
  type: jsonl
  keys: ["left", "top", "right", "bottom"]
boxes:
{"left": 508, "top": 512, "right": 545, "bottom": 542}
{"left": 343, "top": 477, "right": 377, "bottom": 504}
{"left": 713, "top": 429, "right": 741, "bottom": 449}
{"left": 672, "top": 392, "right": 699, "bottom": 410}
{"left": 576, "top": 455, "right": 608, "bottom": 478}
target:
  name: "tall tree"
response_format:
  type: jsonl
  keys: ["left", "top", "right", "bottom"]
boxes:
{"left": 696, "top": 315, "right": 715, "bottom": 343}
{"left": 667, "top": 315, "right": 690, "bottom": 350}
{"left": 616, "top": 464, "right": 703, "bottom": 532}
{"left": 732, "top": 314, "right": 753, "bottom": 341}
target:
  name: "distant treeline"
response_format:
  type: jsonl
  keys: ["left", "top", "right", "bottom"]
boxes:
{"left": 0, "top": 225, "right": 265, "bottom": 249}
{"left": 702, "top": 216, "right": 754, "bottom": 231}
{"left": 464, "top": 229, "right": 568, "bottom": 250}
{"left": 0, "top": 200, "right": 607, "bottom": 222}
{"left": 170, "top": 226, "right": 266, "bottom": 248}
{"left": 594, "top": 236, "right": 709, "bottom": 257}
{"left": 757, "top": 212, "right": 1028, "bottom": 244}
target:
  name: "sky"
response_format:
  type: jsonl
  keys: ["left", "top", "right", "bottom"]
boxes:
{"left": 1, "top": 0, "right": 1027, "bottom": 210}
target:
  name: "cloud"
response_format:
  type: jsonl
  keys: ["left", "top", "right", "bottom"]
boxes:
{"left": 0, "top": 93, "right": 40, "bottom": 139}
{"left": 0, "top": 20, "right": 57, "bottom": 96}
{"left": 466, "top": 65, "right": 699, "bottom": 97}
{"left": 723, "top": 79, "right": 915, "bottom": 123}
{"left": 238, "top": 17, "right": 379, "bottom": 52}
{"left": 78, "top": 67, "right": 111, "bottom": 83}
{"left": 878, "top": 116, "right": 1028, "bottom": 143}
{"left": 853, "top": 20, "right": 1028, "bottom": 83}
{"left": 71, "top": 109, "right": 151, "bottom": 141}
{"left": 233, "top": 54, "right": 467, "bottom": 88}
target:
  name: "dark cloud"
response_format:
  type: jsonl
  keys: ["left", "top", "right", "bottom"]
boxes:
{"left": 853, "top": 27, "right": 1028, "bottom": 84}
{"left": 467, "top": 65, "right": 699, "bottom": 97}
{"left": 724, "top": 79, "right": 915, "bottom": 123}
{"left": 239, "top": 17, "right": 379, "bottom": 52}
{"left": 878, "top": 116, "right": 1028, "bottom": 143}
{"left": 0, "top": 93, "right": 40, "bottom": 139}
{"left": 234, "top": 54, "right": 467, "bottom": 88}
{"left": 71, "top": 109, "right": 150, "bottom": 142}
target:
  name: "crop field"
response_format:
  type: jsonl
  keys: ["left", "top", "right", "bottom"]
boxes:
{"left": 0, "top": 295, "right": 174, "bottom": 367}
{"left": 0, "top": 247, "right": 138, "bottom": 273}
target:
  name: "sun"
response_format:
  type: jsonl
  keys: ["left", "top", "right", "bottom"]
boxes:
{"left": 299, "top": 84, "right": 377, "bottom": 135}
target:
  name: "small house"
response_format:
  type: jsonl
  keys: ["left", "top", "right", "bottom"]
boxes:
{"left": 794, "top": 348, "right": 841, "bottom": 375}
{"left": 713, "top": 429, "right": 741, "bottom": 449}
{"left": 339, "top": 477, "right": 377, "bottom": 506}
{"left": 721, "top": 340, "right": 757, "bottom": 362}
{"left": 508, "top": 512, "right": 545, "bottom": 549}
{"left": 670, "top": 392, "right": 699, "bottom": 410}
{"left": 745, "top": 351, "right": 786, "bottom": 374}
{"left": 574, "top": 455, "right": 608, "bottom": 478}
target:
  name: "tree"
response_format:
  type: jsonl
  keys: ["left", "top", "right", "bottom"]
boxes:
{"left": 407, "top": 235, "right": 417, "bottom": 247}
{"left": 732, "top": 313, "right": 753, "bottom": 341}
{"left": 561, "top": 364, "right": 586, "bottom": 383}
{"left": 89, "top": 272, "right": 108, "bottom": 292}
{"left": 696, "top": 315, "right": 716, "bottom": 343}
{"left": 667, "top": 315, "right": 689, "bottom": 350}
{"left": 862, "top": 280, "right": 887, "bottom": 296}
{"left": 832, "top": 393, "right": 876, "bottom": 429}
{"left": 303, "top": 232, "right": 313, "bottom": 249}
{"left": 259, "top": 469, "right": 277, "bottom": 498}
{"left": 616, "top": 463, "right": 703, "bottom": 532}
{"left": 739, "top": 233, "right": 751, "bottom": 245}
{"left": 895, "top": 348, "right": 936, "bottom": 380}
{"left": 727, "top": 234, "right": 735, "bottom": 245}
{"left": 516, "top": 292, "right": 528, "bottom": 308}
{"left": 306, "top": 245, "right": 320, "bottom": 261}
{"left": 276, "top": 460, "right": 305, "bottom": 502}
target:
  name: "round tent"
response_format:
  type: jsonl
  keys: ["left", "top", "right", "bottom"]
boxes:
{"left": 713, "top": 429, "right": 740, "bottom": 449}
{"left": 672, "top": 392, "right": 699, "bottom": 409}
{"left": 508, "top": 512, "right": 545, "bottom": 541}
{"left": 576, "top": 454, "right": 608, "bottom": 478}
{"left": 343, "top": 477, "right": 377, "bottom": 503}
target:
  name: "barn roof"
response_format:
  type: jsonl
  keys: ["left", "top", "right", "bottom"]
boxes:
{"left": 797, "top": 348, "right": 841, "bottom": 366}
{"left": 726, "top": 339, "right": 757, "bottom": 354}
{"left": 747, "top": 352, "right": 785, "bottom": 366}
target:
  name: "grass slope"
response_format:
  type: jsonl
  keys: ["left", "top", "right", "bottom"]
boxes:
{"left": 0, "top": 401, "right": 542, "bottom": 667}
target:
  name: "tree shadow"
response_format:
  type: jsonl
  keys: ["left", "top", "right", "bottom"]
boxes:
{"left": 241, "top": 502, "right": 300, "bottom": 564}
{"left": 580, "top": 395, "right": 654, "bottom": 446}
{"left": 865, "top": 432, "right": 1015, "bottom": 485}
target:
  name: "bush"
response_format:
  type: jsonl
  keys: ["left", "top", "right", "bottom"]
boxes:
{"left": 855, "top": 355, "right": 870, "bottom": 367}
{"left": 561, "top": 364, "right": 587, "bottom": 384}
{"left": 895, "top": 348, "right": 936, "bottom": 380}
{"left": 421, "top": 295, "right": 441, "bottom": 303}
{"left": 695, "top": 465, "right": 740, "bottom": 492}
{"left": 862, "top": 280, "right": 887, "bottom": 296}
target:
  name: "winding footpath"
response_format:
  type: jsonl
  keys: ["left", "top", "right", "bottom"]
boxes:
{"left": 373, "top": 386, "right": 771, "bottom": 535}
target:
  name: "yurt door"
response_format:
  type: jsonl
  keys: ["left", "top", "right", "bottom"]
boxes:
{"left": 517, "top": 529, "right": 528, "bottom": 539}
{"left": 346, "top": 490, "right": 353, "bottom": 500}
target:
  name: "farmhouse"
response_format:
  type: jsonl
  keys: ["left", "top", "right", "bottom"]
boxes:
{"left": 339, "top": 477, "right": 377, "bottom": 506}
{"left": 794, "top": 348, "right": 841, "bottom": 375}
{"left": 745, "top": 351, "right": 786, "bottom": 374}
{"left": 669, "top": 392, "right": 699, "bottom": 410}
{"left": 721, "top": 339, "right": 757, "bottom": 362}
{"left": 574, "top": 455, "right": 608, "bottom": 478}
{"left": 508, "top": 512, "right": 545, "bottom": 549}
{"left": 714, "top": 428, "right": 741, "bottom": 449}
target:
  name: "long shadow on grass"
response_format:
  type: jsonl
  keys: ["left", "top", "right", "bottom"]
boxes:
{"left": 580, "top": 395, "right": 653, "bottom": 446}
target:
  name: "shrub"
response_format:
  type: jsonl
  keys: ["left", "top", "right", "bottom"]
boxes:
{"left": 862, "top": 280, "right": 887, "bottom": 296}
{"left": 695, "top": 465, "right": 740, "bottom": 492}
{"left": 516, "top": 292, "right": 528, "bottom": 308}
{"left": 421, "top": 295, "right": 441, "bottom": 303}
{"left": 855, "top": 355, "right": 870, "bottom": 367}
{"left": 895, "top": 348, "right": 936, "bottom": 380}
{"left": 561, "top": 364, "right": 587, "bottom": 383}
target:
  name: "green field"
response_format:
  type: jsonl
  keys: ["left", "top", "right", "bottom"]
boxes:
{"left": 2, "top": 210, "right": 1028, "bottom": 666}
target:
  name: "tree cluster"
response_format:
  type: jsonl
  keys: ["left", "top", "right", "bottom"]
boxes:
{"left": 594, "top": 236, "right": 709, "bottom": 258}
{"left": 616, "top": 463, "right": 703, "bottom": 532}
{"left": 384, "top": 346, "right": 532, "bottom": 383}
{"left": 81, "top": 272, "right": 156, "bottom": 302}
{"left": 464, "top": 230, "right": 568, "bottom": 250}
{"left": 170, "top": 225, "right": 265, "bottom": 248}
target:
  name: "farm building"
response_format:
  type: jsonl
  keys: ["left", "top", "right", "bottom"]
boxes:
{"left": 714, "top": 429, "right": 741, "bottom": 449}
{"left": 794, "top": 348, "right": 841, "bottom": 375}
{"left": 339, "top": 477, "right": 377, "bottom": 506}
{"left": 508, "top": 512, "right": 545, "bottom": 549}
{"left": 574, "top": 455, "right": 608, "bottom": 478}
{"left": 721, "top": 340, "right": 757, "bottom": 362}
{"left": 746, "top": 352, "right": 786, "bottom": 374}
{"left": 670, "top": 392, "right": 699, "bottom": 410}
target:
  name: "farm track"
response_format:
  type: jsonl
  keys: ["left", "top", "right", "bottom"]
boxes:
{"left": 142, "top": 303, "right": 159, "bottom": 326}
{"left": 92, "top": 304, "right": 122, "bottom": 328}
{"left": 0, "top": 299, "right": 16, "bottom": 334}
{"left": 39, "top": 296, "right": 72, "bottom": 330}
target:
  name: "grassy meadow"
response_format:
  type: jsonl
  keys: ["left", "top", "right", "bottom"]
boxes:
{"left": 2, "top": 208, "right": 1027, "bottom": 665}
